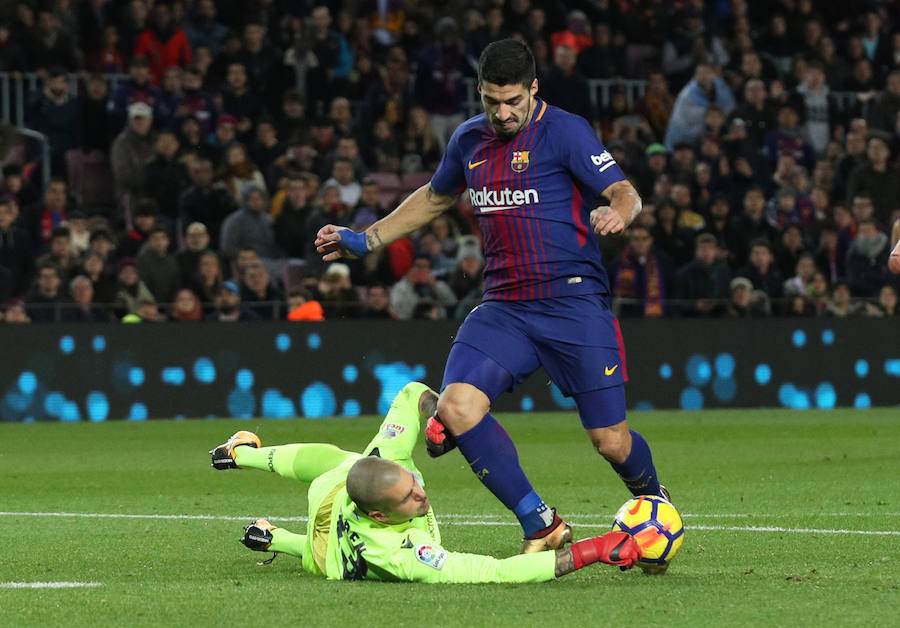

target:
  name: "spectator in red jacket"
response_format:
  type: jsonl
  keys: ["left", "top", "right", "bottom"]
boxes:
{"left": 134, "top": 2, "right": 192, "bottom": 85}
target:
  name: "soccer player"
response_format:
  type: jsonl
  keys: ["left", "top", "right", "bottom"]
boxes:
{"left": 210, "top": 382, "right": 641, "bottom": 582}
{"left": 315, "top": 39, "right": 667, "bottom": 554}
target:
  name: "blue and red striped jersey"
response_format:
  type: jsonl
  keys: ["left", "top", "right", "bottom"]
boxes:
{"left": 430, "top": 98, "right": 627, "bottom": 301}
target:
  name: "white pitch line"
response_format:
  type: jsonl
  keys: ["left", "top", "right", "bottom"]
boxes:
{"left": 0, "top": 511, "right": 897, "bottom": 536}
{"left": 0, "top": 582, "right": 101, "bottom": 589}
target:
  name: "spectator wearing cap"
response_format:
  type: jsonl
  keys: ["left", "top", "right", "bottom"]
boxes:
{"left": 240, "top": 261, "right": 284, "bottom": 320}
{"left": 637, "top": 144, "right": 670, "bottom": 197}
{"left": 108, "top": 56, "right": 164, "bottom": 126}
{"left": 664, "top": 64, "right": 735, "bottom": 151}
{"left": 314, "top": 262, "right": 362, "bottom": 319}
{"left": 274, "top": 177, "right": 313, "bottom": 259}
{"left": 220, "top": 185, "right": 278, "bottom": 261}
{"left": 63, "top": 275, "right": 110, "bottom": 322}
{"left": 142, "top": 130, "right": 190, "bottom": 221}
{"left": 736, "top": 239, "right": 784, "bottom": 302}
{"left": 36, "top": 226, "right": 80, "bottom": 287}
{"left": 26, "top": 263, "right": 65, "bottom": 323}
{"left": 81, "top": 250, "right": 117, "bottom": 305}
{"left": 673, "top": 232, "right": 731, "bottom": 317}
{"left": 0, "top": 197, "right": 34, "bottom": 297}
{"left": 26, "top": 67, "right": 82, "bottom": 176}
{"left": 138, "top": 227, "right": 181, "bottom": 304}
{"left": 390, "top": 254, "right": 457, "bottom": 320}
{"left": 726, "top": 276, "right": 770, "bottom": 318}
{"left": 178, "top": 157, "right": 236, "bottom": 247}
{"left": 114, "top": 257, "right": 157, "bottom": 317}
{"left": 134, "top": 1, "right": 193, "bottom": 85}
{"left": 111, "top": 101, "right": 157, "bottom": 203}
{"left": 846, "top": 135, "right": 900, "bottom": 226}
{"left": 540, "top": 44, "right": 593, "bottom": 124}
{"left": 117, "top": 199, "right": 159, "bottom": 259}
{"left": 207, "top": 280, "right": 260, "bottom": 321}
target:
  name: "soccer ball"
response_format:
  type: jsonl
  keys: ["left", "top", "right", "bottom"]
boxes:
{"left": 612, "top": 495, "right": 684, "bottom": 574}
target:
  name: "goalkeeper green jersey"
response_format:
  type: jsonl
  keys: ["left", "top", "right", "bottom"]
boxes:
{"left": 300, "top": 382, "right": 556, "bottom": 583}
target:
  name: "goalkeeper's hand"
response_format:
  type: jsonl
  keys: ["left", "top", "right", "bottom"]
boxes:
{"left": 571, "top": 531, "right": 641, "bottom": 570}
{"left": 425, "top": 416, "right": 457, "bottom": 458}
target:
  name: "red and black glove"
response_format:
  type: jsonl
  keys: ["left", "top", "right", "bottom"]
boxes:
{"left": 571, "top": 531, "right": 641, "bottom": 570}
{"left": 425, "top": 415, "right": 457, "bottom": 458}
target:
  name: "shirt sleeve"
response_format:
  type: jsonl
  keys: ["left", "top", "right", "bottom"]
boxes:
{"left": 559, "top": 115, "right": 626, "bottom": 197}
{"left": 388, "top": 536, "right": 557, "bottom": 583}
{"left": 429, "top": 127, "right": 467, "bottom": 197}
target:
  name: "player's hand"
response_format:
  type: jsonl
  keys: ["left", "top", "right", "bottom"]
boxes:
{"left": 315, "top": 225, "right": 369, "bottom": 261}
{"left": 889, "top": 243, "right": 900, "bottom": 274}
{"left": 571, "top": 531, "right": 642, "bottom": 570}
{"left": 425, "top": 415, "right": 457, "bottom": 458}
{"left": 590, "top": 206, "right": 626, "bottom": 236}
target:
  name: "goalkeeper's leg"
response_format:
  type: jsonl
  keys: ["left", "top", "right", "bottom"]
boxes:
{"left": 234, "top": 443, "right": 357, "bottom": 483}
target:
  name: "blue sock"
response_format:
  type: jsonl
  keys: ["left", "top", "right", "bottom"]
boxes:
{"left": 455, "top": 413, "right": 553, "bottom": 536}
{"left": 609, "top": 430, "right": 662, "bottom": 497}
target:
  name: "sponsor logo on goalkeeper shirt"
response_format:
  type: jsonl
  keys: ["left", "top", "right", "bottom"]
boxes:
{"left": 468, "top": 187, "right": 539, "bottom": 212}
{"left": 415, "top": 544, "right": 447, "bottom": 570}
{"left": 380, "top": 423, "right": 406, "bottom": 439}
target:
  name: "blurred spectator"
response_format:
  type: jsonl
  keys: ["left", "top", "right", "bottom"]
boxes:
{"left": 763, "top": 103, "right": 815, "bottom": 169}
{"left": 108, "top": 56, "right": 163, "bottom": 125}
{"left": 189, "top": 250, "right": 224, "bottom": 307}
{"left": 413, "top": 17, "right": 467, "bottom": 149}
{"left": 314, "top": 262, "right": 361, "bottom": 319}
{"left": 274, "top": 177, "right": 313, "bottom": 258}
{"left": 664, "top": 64, "right": 735, "bottom": 150}
{"left": 613, "top": 225, "right": 672, "bottom": 318}
{"left": 825, "top": 281, "right": 863, "bottom": 317}
{"left": 142, "top": 130, "right": 189, "bottom": 220}
{"left": 134, "top": 1, "right": 192, "bottom": 85}
{"left": 88, "top": 229, "right": 116, "bottom": 265}
{"left": 578, "top": 23, "right": 623, "bottom": 80}
{"left": 866, "top": 70, "right": 900, "bottom": 133}
{"left": 180, "top": 65, "right": 219, "bottom": 137}
{"left": 220, "top": 186, "right": 278, "bottom": 261}
{"left": 846, "top": 135, "right": 900, "bottom": 226}
{"left": 176, "top": 222, "right": 211, "bottom": 284}
{"left": 114, "top": 257, "right": 153, "bottom": 316}
{"left": 651, "top": 198, "right": 693, "bottom": 267}
{"left": 25, "top": 9, "right": 78, "bottom": 71}
{"left": 184, "top": 0, "right": 227, "bottom": 55}
{"left": 634, "top": 73, "right": 674, "bottom": 141}
{"left": 0, "top": 23, "right": 27, "bottom": 71}
{"left": 26, "top": 67, "right": 81, "bottom": 175}
{"left": 170, "top": 288, "right": 203, "bottom": 321}
{"left": 286, "top": 287, "right": 325, "bottom": 321}
{"left": 783, "top": 253, "right": 818, "bottom": 297}
{"left": 362, "top": 46, "right": 414, "bottom": 132}
{"left": 674, "top": 233, "right": 731, "bottom": 316}
{"left": 26, "top": 263, "right": 65, "bottom": 322}
{"left": 117, "top": 199, "right": 158, "bottom": 258}
{"left": 80, "top": 74, "right": 115, "bottom": 152}
{"left": 111, "top": 102, "right": 157, "bottom": 202}
{"left": 845, "top": 218, "right": 889, "bottom": 297}
{"left": 725, "top": 277, "right": 771, "bottom": 318}
{"left": 220, "top": 143, "right": 266, "bottom": 201}
{"left": 178, "top": 157, "right": 236, "bottom": 247}
{"left": 277, "top": 90, "right": 310, "bottom": 145}
{"left": 872, "top": 284, "right": 899, "bottom": 317}
{"left": 2, "top": 299, "right": 31, "bottom": 324}
{"left": 0, "top": 198, "right": 33, "bottom": 296}
{"left": 322, "top": 159, "right": 362, "bottom": 210}
{"left": 306, "top": 6, "right": 353, "bottom": 114}
{"left": 206, "top": 280, "right": 260, "bottom": 321}
{"left": 221, "top": 62, "right": 263, "bottom": 135}
{"left": 540, "top": 44, "right": 592, "bottom": 123}
{"left": 401, "top": 108, "right": 442, "bottom": 173}
{"left": 736, "top": 239, "right": 784, "bottom": 301}
{"left": 389, "top": 254, "right": 457, "bottom": 320}
{"left": 137, "top": 227, "right": 180, "bottom": 304}
{"left": 775, "top": 224, "right": 806, "bottom": 279}
{"left": 206, "top": 114, "right": 238, "bottom": 165}
{"left": 250, "top": 119, "right": 284, "bottom": 184}
{"left": 36, "top": 226, "right": 79, "bottom": 286}
{"left": 353, "top": 177, "right": 388, "bottom": 227}
{"left": 790, "top": 61, "right": 835, "bottom": 156}
{"left": 360, "top": 282, "right": 394, "bottom": 319}
{"left": 63, "top": 274, "right": 109, "bottom": 322}
{"left": 662, "top": 8, "right": 729, "bottom": 88}
{"left": 81, "top": 250, "right": 116, "bottom": 304}
{"left": 240, "top": 261, "right": 284, "bottom": 320}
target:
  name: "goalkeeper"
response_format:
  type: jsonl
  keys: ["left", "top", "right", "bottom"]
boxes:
{"left": 210, "top": 382, "right": 640, "bottom": 582}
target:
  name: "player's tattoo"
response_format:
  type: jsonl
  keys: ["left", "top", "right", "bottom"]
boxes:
{"left": 425, "top": 184, "right": 455, "bottom": 207}
{"left": 365, "top": 228, "right": 385, "bottom": 251}
{"left": 555, "top": 548, "right": 576, "bottom": 577}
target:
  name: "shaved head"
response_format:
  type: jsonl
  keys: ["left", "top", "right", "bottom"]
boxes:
{"left": 347, "top": 457, "right": 406, "bottom": 514}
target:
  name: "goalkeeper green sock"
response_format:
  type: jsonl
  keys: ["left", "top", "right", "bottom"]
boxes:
{"left": 234, "top": 444, "right": 356, "bottom": 482}
{"left": 269, "top": 528, "right": 307, "bottom": 558}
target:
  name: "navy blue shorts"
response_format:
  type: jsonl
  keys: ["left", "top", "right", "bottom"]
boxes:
{"left": 442, "top": 294, "right": 628, "bottom": 404}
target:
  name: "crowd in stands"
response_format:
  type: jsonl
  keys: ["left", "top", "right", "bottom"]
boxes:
{"left": 1, "top": 0, "right": 899, "bottom": 323}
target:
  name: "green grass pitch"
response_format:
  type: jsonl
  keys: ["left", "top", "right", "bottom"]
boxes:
{"left": 1, "top": 409, "right": 898, "bottom": 627}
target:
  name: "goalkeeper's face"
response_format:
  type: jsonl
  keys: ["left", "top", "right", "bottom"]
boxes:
{"left": 379, "top": 469, "right": 431, "bottom": 524}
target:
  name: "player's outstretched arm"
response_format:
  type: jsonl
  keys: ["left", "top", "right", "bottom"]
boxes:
{"left": 315, "top": 184, "right": 456, "bottom": 262}
{"left": 591, "top": 180, "right": 642, "bottom": 236}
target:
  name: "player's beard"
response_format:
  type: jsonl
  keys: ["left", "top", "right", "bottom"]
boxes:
{"left": 491, "top": 99, "right": 533, "bottom": 138}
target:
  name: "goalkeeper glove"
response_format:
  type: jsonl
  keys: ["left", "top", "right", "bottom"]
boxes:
{"left": 571, "top": 531, "right": 641, "bottom": 570}
{"left": 425, "top": 415, "right": 457, "bottom": 458}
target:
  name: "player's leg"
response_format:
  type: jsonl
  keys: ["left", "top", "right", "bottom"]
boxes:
{"left": 210, "top": 431, "right": 357, "bottom": 483}
{"left": 439, "top": 334, "right": 563, "bottom": 545}
{"left": 574, "top": 386, "right": 663, "bottom": 498}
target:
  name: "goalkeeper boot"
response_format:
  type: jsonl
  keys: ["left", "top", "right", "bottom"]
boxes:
{"left": 240, "top": 519, "right": 276, "bottom": 551}
{"left": 210, "top": 431, "right": 261, "bottom": 469}
{"left": 520, "top": 508, "right": 573, "bottom": 554}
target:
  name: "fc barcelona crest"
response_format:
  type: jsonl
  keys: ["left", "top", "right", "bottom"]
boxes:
{"left": 510, "top": 150, "right": 530, "bottom": 172}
